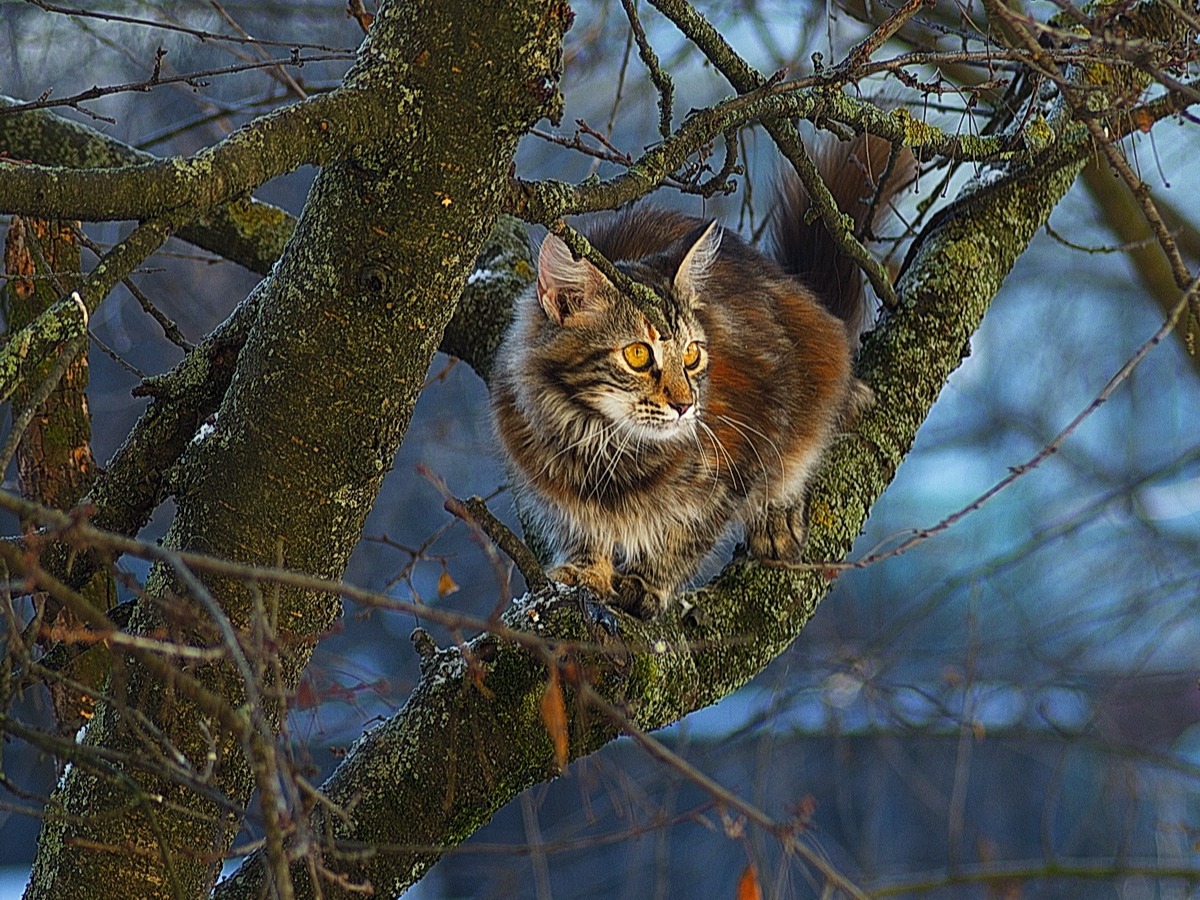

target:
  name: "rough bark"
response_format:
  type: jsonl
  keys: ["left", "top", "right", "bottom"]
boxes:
{"left": 21, "top": 2, "right": 569, "bottom": 899}
{"left": 2, "top": 215, "right": 118, "bottom": 732}
{"left": 3, "top": 217, "right": 90, "bottom": 510}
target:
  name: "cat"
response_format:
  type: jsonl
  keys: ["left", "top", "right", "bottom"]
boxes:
{"left": 491, "top": 134, "right": 910, "bottom": 618}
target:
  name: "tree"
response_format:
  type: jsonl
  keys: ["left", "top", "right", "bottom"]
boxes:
{"left": 1, "top": 1, "right": 1197, "bottom": 898}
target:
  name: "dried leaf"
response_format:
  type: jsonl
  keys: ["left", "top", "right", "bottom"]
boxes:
{"left": 736, "top": 864, "right": 762, "bottom": 900}
{"left": 540, "top": 667, "right": 569, "bottom": 770}
{"left": 437, "top": 568, "right": 460, "bottom": 597}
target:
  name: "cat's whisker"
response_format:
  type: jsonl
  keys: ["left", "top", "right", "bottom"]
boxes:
{"left": 698, "top": 419, "right": 746, "bottom": 495}
{"left": 535, "top": 395, "right": 619, "bottom": 476}
{"left": 694, "top": 421, "right": 731, "bottom": 502}
{"left": 589, "top": 424, "right": 638, "bottom": 502}
{"left": 583, "top": 422, "right": 619, "bottom": 492}
{"left": 535, "top": 421, "right": 607, "bottom": 479}
{"left": 716, "top": 414, "right": 785, "bottom": 493}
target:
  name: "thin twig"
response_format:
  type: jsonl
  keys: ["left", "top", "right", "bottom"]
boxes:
{"left": 0, "top": 489, "right": 605, "bottom": 666}
{"left": 26, "top": 0, "right": 354, "bottom": 52}
{"left": 826, "top": 0, "right": 938, "bottom": 81}
{"left": 75, "top": 227, "right": 195, "bottom": 352}
{"left": 808, "top": 270, "right": 1200, "bottom": 572}
{"left": 444, "top": 495, "right": 548, "bottom": 593}
{"left": 858, "top": 139, "right": 907, "bottom": 242}
{"left": 122, "top": 276, "right": 194, "bottom": 351}
{"left": 0, "top": 53, "right": 351, "bottom": 118}
{"left": 619, "top": 0, "right": 674, "bottom": 137}
{"left": 210, "top": 0, "right": 309, "bottom": 100}
{"left": 578, "top": 682, "right": 872, "bottom": 900}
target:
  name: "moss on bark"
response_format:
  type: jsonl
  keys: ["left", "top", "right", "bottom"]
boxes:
{"left": 24, "top": 2, "right": 572, "bottom": 899}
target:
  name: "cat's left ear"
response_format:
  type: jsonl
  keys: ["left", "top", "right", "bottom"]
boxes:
{"left": 673, "top": 220, "right": 722, "bottom": 303}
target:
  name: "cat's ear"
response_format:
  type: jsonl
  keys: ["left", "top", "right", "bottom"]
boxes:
{"left": 673, "top": 220, "right": 722, "bottom": 303}
{"left": 536, "top": 233, "right": 609, "bottom": 325}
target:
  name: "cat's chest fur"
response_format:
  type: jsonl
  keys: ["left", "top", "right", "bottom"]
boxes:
{"left": 494, "top": 379, "right": 733, "bottom": 560}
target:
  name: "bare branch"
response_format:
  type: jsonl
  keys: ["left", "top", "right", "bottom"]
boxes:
{"left": 24, "top": 0, "right": 356, "bottom": 52}
{"left": 619, "top": 0, "right": 674, "bottom": 137}
{"left": 1, "top": 219, "right": 173, "bottom": 404}
{"left": 0, "top": 87, "right": 401, "bottom": 222}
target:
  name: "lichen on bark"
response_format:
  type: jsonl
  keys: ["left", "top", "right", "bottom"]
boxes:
{"left": 23, "top": 2, "right": 573, "bottom": 899}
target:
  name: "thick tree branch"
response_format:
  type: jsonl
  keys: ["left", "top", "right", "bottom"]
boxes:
{"left": 0, "top": 95, "right": 295, "bottom": 274}
{"left": 0, "top": 87, "right": 399, "bottom": 222}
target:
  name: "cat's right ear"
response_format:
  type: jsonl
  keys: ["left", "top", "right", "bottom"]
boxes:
{"left": 536, "top": 233, "right": 609, "bottom": 325}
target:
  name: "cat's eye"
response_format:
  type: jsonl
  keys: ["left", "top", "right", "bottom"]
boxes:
{"left": 622, "top": 342, "right": 653, "bottom": 371}
{"left": 683, "top": 341, "right": 703, "bottom": 370}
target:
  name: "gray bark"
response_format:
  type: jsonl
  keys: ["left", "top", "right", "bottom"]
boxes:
{"left": 21, "top": 2, "right": 569, "bottom": 898}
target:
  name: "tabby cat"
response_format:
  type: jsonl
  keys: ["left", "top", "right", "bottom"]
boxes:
{"left": 491, "top": 135, "right": 909, "bottom": 618}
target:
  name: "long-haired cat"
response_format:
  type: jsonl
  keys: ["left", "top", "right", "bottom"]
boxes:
{"left": 492, "top": 135, "right": 910, "bottom": 618}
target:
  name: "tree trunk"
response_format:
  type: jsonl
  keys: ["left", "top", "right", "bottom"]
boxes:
{"left": 23, "top": 3, "right": 569, "bottom": 898}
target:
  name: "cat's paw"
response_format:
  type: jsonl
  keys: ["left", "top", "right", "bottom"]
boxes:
{"left": 549, "top": 562, "right": 614, "bottom": 596}
{"left": 611, "top": 573, "right": 671, "bottom": 620}
{"left": 746, "top": 504, "right": 808, "bottom": 564}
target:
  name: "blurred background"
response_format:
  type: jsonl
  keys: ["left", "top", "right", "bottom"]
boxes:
{"left": 2, "top": 1, "right": 1198, "bottom": 897}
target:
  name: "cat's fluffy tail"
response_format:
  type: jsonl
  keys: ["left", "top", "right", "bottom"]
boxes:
{"left": 772, "top": 133, "right": 915, "bottom": 340}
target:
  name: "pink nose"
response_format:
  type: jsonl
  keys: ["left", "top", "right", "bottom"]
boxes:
{"left": 669, "top": 401, "right": 692, "bottom": 417}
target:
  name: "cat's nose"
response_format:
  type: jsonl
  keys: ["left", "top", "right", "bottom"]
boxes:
{"left": 669, "top": 401, "right": 692, "bottom": 417}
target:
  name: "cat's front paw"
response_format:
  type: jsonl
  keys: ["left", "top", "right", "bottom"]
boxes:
{"left": 611, "top": 573, "right": 671, "bottom": 620}
{"left": 746, "top": 504, "right": 808, "bottom": 564}
{"left": 549, "top": 561, "right": 614, "bottom": 597}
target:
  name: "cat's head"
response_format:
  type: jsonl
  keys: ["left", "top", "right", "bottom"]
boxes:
{"left": 528, "top": 221, "right": 721, "bottom": 443}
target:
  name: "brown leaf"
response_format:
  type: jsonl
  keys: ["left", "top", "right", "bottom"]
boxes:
{"left": 437, "top": 568, "right": 460, "bottom": 597}
{"left": 540, "top": 666, "right": 569, "bottom": 770}
{"left": 736, "top": 864, "right": 762, "bottom": 900}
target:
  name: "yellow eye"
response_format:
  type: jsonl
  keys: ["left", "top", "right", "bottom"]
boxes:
{"left": 622, "top": 342, "right": 653, "bottom": 371}
{"left": 683, "top": 341, "right": 703, "bottom": 370}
